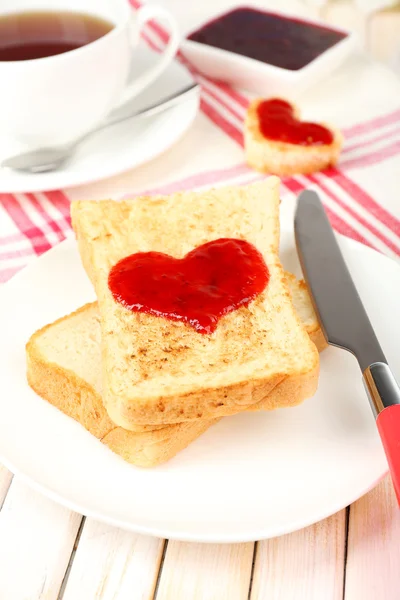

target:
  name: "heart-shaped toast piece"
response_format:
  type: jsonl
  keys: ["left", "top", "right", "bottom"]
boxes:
{"left": 244, "top": 97, "right": 343, "bottom": 176}
{"left": 108, "top": 238, "right": 269, "bottom": 334}
{"left": 256, "top": 99, "right": 333, "bottom": 146}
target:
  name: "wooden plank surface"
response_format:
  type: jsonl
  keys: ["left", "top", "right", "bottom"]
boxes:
{"left": 250, "top": 510, "right": 346, "bottom": 600}
{"left": 62, "top": 519, "right": 164, "bottom": 600}
{"left": 0, "top": 479, "right": 82, "bottom": 600}
{"left": 345, "top": 475, "right": 400, "bottom": 600}
{"left": 156, "top": 541, "right": 255, "bottom": 600}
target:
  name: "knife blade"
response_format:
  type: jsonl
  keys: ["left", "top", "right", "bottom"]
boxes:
{"left": 295, "top": 189, "right": 400, "bottom": 504}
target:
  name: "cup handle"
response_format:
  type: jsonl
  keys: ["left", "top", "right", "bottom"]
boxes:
{"left": 113, "top": 5, "right": 180, "bottom": 110}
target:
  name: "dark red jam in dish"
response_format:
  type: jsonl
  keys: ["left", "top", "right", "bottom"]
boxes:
{"left": 108, "top": 238, "right": 269, "bottom": 334}
{"left": 187, "top": 7, "right": 347, "bottom": 71}
{"left": 257, "top": 99, "right": 334, "bottom": 146}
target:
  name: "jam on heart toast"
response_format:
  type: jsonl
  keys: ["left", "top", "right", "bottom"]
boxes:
{"left": 71, "top": 178, "right": 319, "bottom": 429}
{"left": 244, "top": 98, "right": 343, "bottom": 176}
{"left": 26, "top": 274, "right": 326, "bottom": 467}
{"left": 108, "top": 238, "right": 270, "bottom": 335}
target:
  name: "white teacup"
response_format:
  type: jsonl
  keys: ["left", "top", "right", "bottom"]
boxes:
{"left": 0, "top": 0, "right": 180, "bottom": 148}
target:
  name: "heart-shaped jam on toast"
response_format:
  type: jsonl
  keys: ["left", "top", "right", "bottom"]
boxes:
{"left": 257, "top": 99, "right": 333, "bottom": 146}
{"left": 108, "top": 238, "right": 269, "bottom": 334}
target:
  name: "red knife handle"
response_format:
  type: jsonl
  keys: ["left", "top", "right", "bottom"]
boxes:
{"left": 377, "top": 406, "right": 400, "bottom": 504}
{"left": 363, "top": 362, "right": 400, "bottom": 505}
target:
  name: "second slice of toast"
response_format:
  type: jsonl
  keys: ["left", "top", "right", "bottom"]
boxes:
{"left": 71, "top": 178, "right": 319, "bottom": 428}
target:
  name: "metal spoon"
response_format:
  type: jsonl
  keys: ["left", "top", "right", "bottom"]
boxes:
{"left": 1, "top": 83, "right": 200, "bottom": 174}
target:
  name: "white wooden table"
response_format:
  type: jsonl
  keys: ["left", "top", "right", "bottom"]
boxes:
{"left": 0, "top": 467, "right": 399, "bottom": 599}
{"left": 1, "top": 1, "right": 400, "bottom": 598}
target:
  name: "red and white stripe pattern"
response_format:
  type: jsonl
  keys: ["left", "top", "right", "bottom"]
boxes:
{"left": 127, "top": 0, "right": 400, "bottom": 257}
{"left": 0, "top": 191, "right": 71, "bottom": 281}
{"left": 0, "top": 0, "right": 399, "bottom": 283}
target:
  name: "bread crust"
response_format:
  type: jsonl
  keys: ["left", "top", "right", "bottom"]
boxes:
{"left": 244, "top": 98, "right": 344, "bottom": 176}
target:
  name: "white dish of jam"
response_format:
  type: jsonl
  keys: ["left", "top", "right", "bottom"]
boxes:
{"left": 181, "top": 6, "right": 357, "bottom": 96}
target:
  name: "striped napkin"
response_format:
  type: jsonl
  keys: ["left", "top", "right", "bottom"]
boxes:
{"left": 0, "top": 0, "right": 399, "bottom": 285}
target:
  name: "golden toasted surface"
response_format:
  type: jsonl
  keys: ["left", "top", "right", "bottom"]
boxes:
{"left": 244, "top": 99, "right": 344, "bottom": 176}
{"left": 71, "top": 179, "right": 319, "bottom": 427}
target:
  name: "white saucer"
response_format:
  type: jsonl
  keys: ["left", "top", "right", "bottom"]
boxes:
{"left": 0, "top": 46, "right": 199, "bottom": 193}
{"left": 0, "top": 208, "right": 397, "bottom": 543}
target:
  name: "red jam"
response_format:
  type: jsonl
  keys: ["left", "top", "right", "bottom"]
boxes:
{"left": 187, "top": 7, "right": 347, "bottom": 71}
{"left": 108, "top": 238, "right": 269, "bottom": 334}
{"left": 257, "top": 99, "right": 334, "bottom": 146}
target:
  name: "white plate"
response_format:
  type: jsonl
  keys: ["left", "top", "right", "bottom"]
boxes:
{"left": 0, "top": 211, "right": 397, "bottom": 543}
{"left": 0, "top": 46, "right": 199, "bottom": 193}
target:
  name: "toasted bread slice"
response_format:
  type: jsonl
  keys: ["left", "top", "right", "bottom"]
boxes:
{"left": 71, "top": 179, "right": 319, "bottom": 428}
{"left": 244, "top": 99, "right": 343, "bottom": 176}
{"left": 26, "top": 274, "right": 325, "bottom": 466}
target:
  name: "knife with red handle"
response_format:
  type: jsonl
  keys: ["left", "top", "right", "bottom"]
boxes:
{"left": 295, "top": 190, "right": 400, "bottom": 504}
